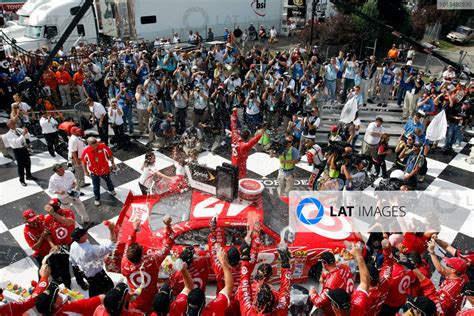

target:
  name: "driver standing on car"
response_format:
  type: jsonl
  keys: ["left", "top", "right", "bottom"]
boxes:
{"left": 121, "top": 216, "right": 175, "bottom": 314}
{"left": 231, "top": 108, "right": 263, "bottom": 178}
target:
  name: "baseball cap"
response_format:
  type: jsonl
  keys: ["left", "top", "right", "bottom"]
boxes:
{"left": 23, "top": 209, "right": 38, "bottom": 222}
{"left": 52, "top": 163, "right": 64, "bottom": 172}
{"left": 326, "top": 288, "right": 351, "bottom": 310}
{"left": 35, "top": 282, "right": 60, "bottom": 314}
{"left": 152, "top": 284, "right": 172, "bottom": 313}
{"left": 48, "top": 198, "right": 61, "bottom": 207}
{"left": 443, "top": 257, "right": 468, "bottom": 273}
{"left": 104, "top": 283, "right": 129, "bottom": 315}
{"left": 318, "top": 251, "right": 336, "bottom": 264}
{"left": 330, "top": 125, "right": 338, "bottom": 132}
{"left": 71, "top": 126, "right": 82, "bottom": 135}
{"left": 186, "top": 288, "right": 206, "bottom": 316}
{"left": 71, "top": 227, "right": 88, "bottom": 242}
{"left": 407, "top": 296, "right": 437, "bottom": 316}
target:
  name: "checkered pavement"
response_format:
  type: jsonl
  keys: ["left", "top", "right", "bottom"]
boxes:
{"left": 0, "top": 128, "right": 472, "bottom": 289}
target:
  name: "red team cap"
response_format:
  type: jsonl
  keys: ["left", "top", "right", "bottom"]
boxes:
{"left": 23, "top": 209, "right": 38, "bottom": 222}
{"left": 71, "top": 127, "right": 83, "bottom": 135}
{"left": 48, "top": 198, "right": 61, "bottom": 207}
{"left": 443, "top": 257, "right": 468, "bottom": 273}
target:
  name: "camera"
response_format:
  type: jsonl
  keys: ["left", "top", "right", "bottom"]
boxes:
{"left": 269, "top": 135, "right": 287, "bottom": 156}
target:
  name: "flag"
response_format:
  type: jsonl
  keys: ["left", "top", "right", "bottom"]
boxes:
{"left": 426, "top": 110, "right": 447, "bottom": 141}
{"left": 340, "top": 97, "right": 358, "bottom": 123}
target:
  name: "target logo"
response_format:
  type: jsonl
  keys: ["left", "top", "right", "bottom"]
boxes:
{"left": 193, "top": 277, "right": 203, "bottom": 289}
{"left": 346, "top": 279, "right": 355, "bottom": 294}
{"left": 242, "top": 266, "right": 248, "bottom": 275}
{"left": 55, "top": 227, "right": 68, "bottom": 239}
{"left": 398, "top": 275, "right": 412, "bottom": 294}
{"left": 39, "top": 281, "right": 47, "bottom": 288}
{"left": 129, "top": 271, "right": 151, "bottom": 289}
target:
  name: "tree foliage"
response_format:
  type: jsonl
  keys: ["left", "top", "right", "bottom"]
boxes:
{"left": 353, "top": 0, "right": 379, "bottom": 39}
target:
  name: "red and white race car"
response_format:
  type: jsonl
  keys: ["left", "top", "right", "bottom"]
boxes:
{"left": 106, "top": 189, "right": 363, "bottom": 284}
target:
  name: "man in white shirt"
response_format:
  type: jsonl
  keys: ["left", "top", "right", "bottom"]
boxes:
{"left": 361, "top": 117, "right": 385, "bottom": 170}
{"left": 4, "top": 119, "right": 37, "bottom": 186}
{"left": 442, "top": 65, "right": 456, "bottom": 85}
{"left": 224, "top": 73, "right": 242, "bottom": 92}
{"left": 87, "top": 97, "right": 109, "bottom": 145}
{"left": 68, "top": 126, "right": 89, "bottom": 190}
{"left": 48, "top": 163, "right": 90, "bottom": 225}
{"left": 69, "top": 224, "right": 116, "bottom": 297}
{"left": 108, "top": 100, "right": 126, "bottom": 149}
{"left": 39, "top": 112, "right": 59, "bottom": 157}
{"left": 190, "top": 85, "right": 209, "bottom": 125}
{"left": 11, "top": 93, "right": 35, "bottom": 126}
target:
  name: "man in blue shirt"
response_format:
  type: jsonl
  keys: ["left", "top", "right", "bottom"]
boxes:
{"left": 401, "top": 112, "right": 424, "bottom": 139}
{"left": 417, "top": 93, "right": 435, "bottom": 114}
{"left": 379, "top": 59, "right": 397, "bottom": 108}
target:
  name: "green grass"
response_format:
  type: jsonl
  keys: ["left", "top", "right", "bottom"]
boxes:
{"left": 438, "top": 40, "right": 457, "bottom": 51}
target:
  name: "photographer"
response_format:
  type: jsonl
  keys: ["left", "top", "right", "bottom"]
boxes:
{"left": 342, "top": 158, "right": 370, "bottom": 190}
{"left": 244, "top": 89, "right": 262, "bottom": 133}
{"left": 172, "top": 84, "right": 189, "bottom": 134}
{"left": 155, "top": 113, "right": 176, "bottom": 150}
{"left": 298, "top": 106, "right": 320, "bottom": 155}
{"left": 190, "top": 85, "right": 209, "bottom": 125}
{"left": 115, "top": 83, "right": 135, "bottom": 134}
{"left": 262, "top": 86, "right": 281, "bottom": 130}
{"left": 109, "top": 100, "right": 126, "bottom": 149}
{"left": 182, "top": 124, "right": 203, "bottom": 155}
{"left": 305, "top": 139, "right": 326, "bottom": 190}
{"left": 273, "top": 135, "right": 300, "bottom": 196}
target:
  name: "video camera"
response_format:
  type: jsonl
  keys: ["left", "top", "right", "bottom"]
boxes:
{"left": 269, "top": 134, "right": 287, "bottom": 156}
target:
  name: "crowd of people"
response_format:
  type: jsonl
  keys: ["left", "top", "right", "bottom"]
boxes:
{"left": 0, "top": 24, "right": 473, "bottom": 316}
{"left": 0, "top": 200, "right": 473, "bottom": 315}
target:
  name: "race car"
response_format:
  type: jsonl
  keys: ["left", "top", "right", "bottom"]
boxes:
{"left": 105, "top": 188, "right": 363, "bottom": 284}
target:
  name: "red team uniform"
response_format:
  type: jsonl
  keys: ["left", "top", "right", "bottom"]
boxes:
{"left": 23, "top": 214, "right": 52, "bottom": 258}
{"left": 44, "top": 208, "right": 75, "bottom": 246}
{"left": 238, "top": 261, "right": 291, "bottom": 316}
{"left": 350, "top": 288, "right": 369, "bottom": 316}
{"left": 367, "top": 247, "right": 394, "bottom": 316}
{"left": 121, "top": 225, "right": 174, "bottom": 313}
{"left": 383, "top": 262, "right": 416, "bottom": 309}
{"left": 310, "top": 263, "right": 355, "bottom": 316}
{"left": 230, "top": 111, "right": 262, "bottom": 179}
{"left": 419, "top": 275, "right": 467, "bottom": 316}
{"left": 54, "top": 296, "right": 102, "bottom": 316}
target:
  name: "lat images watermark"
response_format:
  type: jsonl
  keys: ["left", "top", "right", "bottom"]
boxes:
{"left": 438, "top": 0, "right": 474, "bottom": 9}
